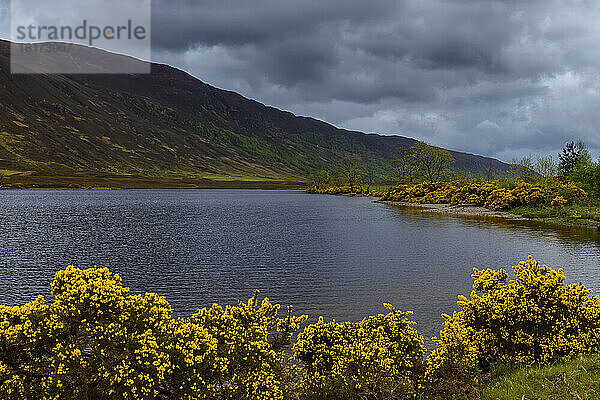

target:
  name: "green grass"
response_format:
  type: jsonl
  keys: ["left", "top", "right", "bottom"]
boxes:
{"left": 509, "top": 204, "right": 600, "bottom": 229}
{"left": 510, "top": 205, "right": 600, "bottom": 219}
{"left": 509, "top": 206, "right": 559, "bottom": 218}
{"left": 192, "top": 173, "right": 285, "bottom": 182}
{"left": 482, "top": 355, "right": 600, "bottom": 400}
{"left": 368, "top": 184, "right": 394, "bottom": 193}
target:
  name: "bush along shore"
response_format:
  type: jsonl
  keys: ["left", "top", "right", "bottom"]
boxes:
{"left": 307, "top": 176, "right": 600, "bottom": 230}
{"left": 2, "top": 257, "right": 600, "bottom": 399}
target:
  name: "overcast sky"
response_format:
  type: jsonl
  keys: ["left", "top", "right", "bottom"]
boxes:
{"left": 3, "top": 0, "right": 600, "bottom": 161}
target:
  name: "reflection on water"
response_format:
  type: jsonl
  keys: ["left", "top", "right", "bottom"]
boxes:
{"left": 0, "top": 189, "right": 599, "bottom": 345}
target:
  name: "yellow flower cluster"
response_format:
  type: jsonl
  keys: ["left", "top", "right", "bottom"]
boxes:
{"left": 423, "top": 256, "right": 600, "bottom": 397}
{"left": 0, "top": 266, "right": 306, "bottom": 400}
{"left": 305, "top": 186, "right": 357, "bottom": 195}
{"left": 570, "top": 211, "right": 582, "bottom": 219}
{"left": 551, "top": 195, "right": 568, "bottom": 208}
{"left": 306, "top": 186, "right": 386, "bottom": 198}
{"left": 380, "top": 178, "right": 587, "bottom": 211}
{"left": 293, "top": 305, "right": 425, "bottom": 400}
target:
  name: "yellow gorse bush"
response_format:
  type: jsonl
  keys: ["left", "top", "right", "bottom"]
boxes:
{"left": 424, "top": 256, "right": 600, "bottom": 398}
{"left": 380, "top": 178, "right": 587, "bottom": 211}
{"left": 306, "top": 186, "right": 385, "bottom": 197}
{"left": 305, "top": 186, "right": 357, "bottom": 195}
{"left": 0, "top": 266, "right": 306, "bottom": 400}
{"left": 293, "top": 305, "right": 425, "bottom": 400}
{"left": 1, "top": 258, "right": 599, "bottom": 399}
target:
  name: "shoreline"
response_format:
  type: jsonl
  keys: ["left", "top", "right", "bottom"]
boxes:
{"left": 376, "top": 200, "right": 518, "bottom": 219}
{"left": 377, "top": 200, "right": 600, "bottom": 231}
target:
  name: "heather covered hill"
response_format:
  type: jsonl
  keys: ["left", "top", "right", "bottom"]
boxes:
{"left": 0, "top": 40, "right": 510, "bottom": 185}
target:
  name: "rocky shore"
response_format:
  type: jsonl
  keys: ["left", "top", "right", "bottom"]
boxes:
{"left": 377, "top": 201, "right": 518, "bottom": 219}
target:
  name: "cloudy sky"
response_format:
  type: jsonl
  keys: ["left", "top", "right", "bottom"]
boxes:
{"left": 3, "top": 0, "right": 600, "bottom": 161}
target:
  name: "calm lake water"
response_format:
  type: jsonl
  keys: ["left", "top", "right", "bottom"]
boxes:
{"left": 1, "top": 189, "right": 599, "bottom": 343}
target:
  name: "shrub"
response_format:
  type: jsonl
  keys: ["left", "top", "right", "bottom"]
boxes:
{"left": 424, "top": 256, "right": 600, "bottom": 398}
{"left": 551, "top": 196, "right": 568, "bottom": 208}
{"left": 306, "top": 185, "right": 357, "bottom": 195}
{"left": 571, "top": 161, "right": 600, "bottom": 196}
{"left": 293, "top": 305, "right": 425, "bottom": 400}
{"left": 2, "top": 260, "right": 600, "bottom": 400}
{"left": 189, "top": 294, "right": 306, "bottom": 400}
{"left": 0, "top": 266, "right": 306, "bottom": 400}
{"left": 0, "top": 267, "right": 181, "bottom": 400}
{"left": 380, "top": 178, "right": 587, "bottom": 211}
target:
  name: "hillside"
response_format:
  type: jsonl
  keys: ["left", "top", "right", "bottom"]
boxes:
{"left": 0, "top": 40, "right": 510, "bottom": 188}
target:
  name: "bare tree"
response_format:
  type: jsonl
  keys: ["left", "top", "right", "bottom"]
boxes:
{"left": 509, "top": 155, "right": 536, "bottom": 179}
{"left": 482, "top": 164, "right": 499, "bottom": 181}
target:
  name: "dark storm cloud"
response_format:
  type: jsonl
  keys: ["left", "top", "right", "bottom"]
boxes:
{"left": 151, "top": 0, "right": 401, "bottom": 50}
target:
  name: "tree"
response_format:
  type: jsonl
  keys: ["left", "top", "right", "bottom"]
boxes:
{"left": 571, "top": 158, "right": 600, "bottom": 195}
{"left": 392, "top": 146, "right": 417, "bottom": 183}
{"left": 508, "top": 155, "right": 536, "bottom": 179}
{"left": 559, "top": 141, "right": 590, "bottom": 175}
{"left": 309, "top": 170, "right": 330, "bottom": 189}
{"left": 409, "top": 141, "right": 455, "bottom": 182}
{"left": 336, "top": 157, "right": 364, "bottom": 191}
{"left": 362, "top": 167, "right": 376, "bottom": 195}
{"left": 534, "top": 155, "right": 558, "bottom": 178}
{"left": 482, "top": 164, "right": 499, "bottom": 181}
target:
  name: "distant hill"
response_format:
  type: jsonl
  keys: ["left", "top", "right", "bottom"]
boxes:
{"left": 0, "top": 40, "right": 510, "bottom": 186}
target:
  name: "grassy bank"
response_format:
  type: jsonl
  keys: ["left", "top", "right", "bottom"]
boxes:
{"left": 509, "top": 204, "right": 600, "bottom": 229}
{"left": 0, "top": 173, "right": 305, "bottom": 190}
{"left": 482, "top": 355, "right": 600, "bottom": 400}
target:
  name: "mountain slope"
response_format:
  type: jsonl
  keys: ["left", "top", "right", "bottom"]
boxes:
{"left": 0, "top": 40, "right": 510, "bottom": 185}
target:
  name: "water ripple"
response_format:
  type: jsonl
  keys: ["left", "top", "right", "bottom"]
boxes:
{"left": 0, "top": 189, "right": 599, "bottom": 342}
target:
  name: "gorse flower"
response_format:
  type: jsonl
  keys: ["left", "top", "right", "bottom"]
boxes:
{"left": 551, "top": 195, "right": 568, "bottom": 208}
{"left": 570, "top": 211, "right": 582, "bottom": 219}
{"left": 306, "top": 186, "right": 357, "bottom": 195}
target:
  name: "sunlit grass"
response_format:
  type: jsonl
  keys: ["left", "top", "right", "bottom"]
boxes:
{"left": 510, "top": 204, "right": 600, "bottom": 219}
{"left": 193, "top": 173, "right": 286, "bottom": 182}
{"left": 482, "top": 355, "right": 600, "bottom": 400}
{"left": 368, "top": 184, "right": 394, "bottom": 193}
{"left": 0, "top": 169, "right": 24, "bottom": 176}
